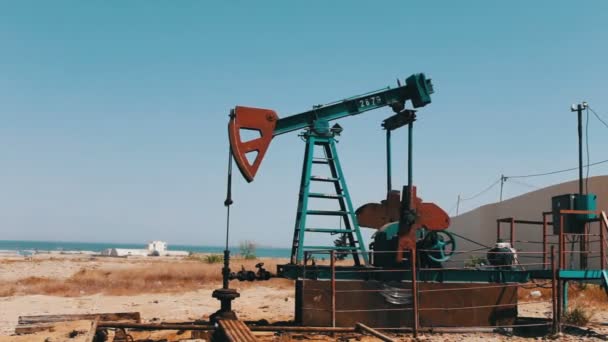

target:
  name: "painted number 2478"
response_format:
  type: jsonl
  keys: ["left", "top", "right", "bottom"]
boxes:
{"left": 358, "top": 96, "right": 382, "bottom": 108}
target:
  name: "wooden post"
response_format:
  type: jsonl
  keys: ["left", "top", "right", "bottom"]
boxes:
{"left": 410, "top": 249, "right": 419, "bottom": 338}
{"left": 330, "top": 250, "right": 336, "bottom": 328}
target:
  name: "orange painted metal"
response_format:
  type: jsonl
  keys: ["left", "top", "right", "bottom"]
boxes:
{"left": 416, "top": 202, "right": 450, "bottom": 231}
{"left": 356, "top": 190, "right": 449, "bottom": 231}
{"left": 410, "top": 249, "right": 419, "bottom": 338}
{"left": 543, "top": 212, "right": 554, "bottom": 269}
{"left": 393, "top": 187, "right": 450, "bottom": 262}
{"left": 217, "top": 319, "right": 258, "bottom": 342}
{"left": 551, "top": 245, "right": 558, "bottom": 334}
{"left": 228, "top": 106, "right": 278, "bottom": 182}
{"left": 355, "top": 190, "right": 401, "bottom": 229}
{"left": 355, "top": 187, "right": 450, "bottom": 262}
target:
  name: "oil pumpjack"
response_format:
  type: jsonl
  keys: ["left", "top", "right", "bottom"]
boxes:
{"left": 227, "top": 73, "right": 453, "bottom": 274}
{"left": 222, "top": 74, "right": 608, "bottom": 329}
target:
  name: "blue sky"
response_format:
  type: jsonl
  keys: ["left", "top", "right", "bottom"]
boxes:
{"left": 1, "top": 1, "right": 607, "bottom": 247}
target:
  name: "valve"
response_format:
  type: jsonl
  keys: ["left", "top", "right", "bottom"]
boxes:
{"left": 422, "top": 231, "right": 456, "bottom": 263}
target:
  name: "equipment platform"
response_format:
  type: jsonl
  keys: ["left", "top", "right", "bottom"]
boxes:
{"left": 279, "top": 264, "right": 608, "bottom": 287}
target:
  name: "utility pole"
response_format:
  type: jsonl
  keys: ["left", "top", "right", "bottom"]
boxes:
{"left": 499, "top": 174, "right": 506, "bottom": 202}
{"left": 456, "top": 194, "right": 461, "bottom": 215}
{"left": 571, "top": 101, "right": 588, "bottom": 269}
{"left": 570, "top": 102, "right": 587, "bottom": 195}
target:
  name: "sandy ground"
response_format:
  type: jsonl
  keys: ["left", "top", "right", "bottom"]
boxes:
{"left": 0, "top": 287, "right": 294, "bottom": 335}
{"left": 0, "top": 254, "right": 294, "bottom": 336}
{"left": 1, "top": 254, "right": 607, "bottom": 341}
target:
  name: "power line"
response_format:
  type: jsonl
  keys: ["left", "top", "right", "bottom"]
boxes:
{"left": 505, "top": 158, "right": 608, "bottom": 179}
{"left": 447, "top": 199, "right": 459, "bottom": 216}
{"left": 503, "top": 106, "right": 608, "bottom": 179}
{"left": 460, "top": 178, "right": 501, "bottom": 201}
{"left": 508, "top": 178, "right": 538, "bottom": 189}
{"left": 449, "top": 231, "right": 492, "bottom": 249}
{"left": 455, "top": 105, "right": 608, "bottom": 213}
{"left": 589, "top": 107, "right": 608, "bottom": 130}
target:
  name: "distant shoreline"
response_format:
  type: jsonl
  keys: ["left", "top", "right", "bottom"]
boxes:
{"left": 0, "top": 240, "right": 291, "bottom": 258}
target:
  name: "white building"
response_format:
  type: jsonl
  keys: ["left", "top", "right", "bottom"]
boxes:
{"left": 148, "top": 241, "right": 167, "bottom": 255}
{"left": 100, "top": 248, "right": 149, "bottom": 257}
{"left": 98, "top": 241, "right": 189, "bottom": 257}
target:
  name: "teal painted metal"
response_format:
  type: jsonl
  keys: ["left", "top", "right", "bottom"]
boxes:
{"left": 371, "top": 222, "right": 456, "bottom": 263}
{"left": 304, "top": 246, "right": 359, "bottom": 250}
{"left": 557, "top": 269, "right": 607, "bottom": 279}
{"left": 290, "top": 127, "right": 368, "bottom": 265}
{"left": 386, "top": 130, "right": 392, "bottom": 192}
{"left": 574, "top": 193, "right": 597, "bottom": 221}
{"left": 602, "top": 271, "right": 608, "bottom": 297}
{"left": 272, "top": 74, "right": 433, "bottom": 136}
{"left": 278, "top": 264, "right": 608, "bottom": 285}
{"left": 291, "top": 137, "right": 314, "bottom": 264}
{"left": 425, "top": 231, "right": 457, "bottom": 263}
{"left": 563, "top": 281, "right": 569, "bottom": 313}
{"left": 328, "top": 137, "right": 369, "bottom": 265}
{"left": 406, "top": 121, "right": 413, "bottom": 209}
{"left": 552, "top": 194, "right": 598, "bottom": 233}
{"left": 277, "top": 264, "right": 533, "bottom": 283}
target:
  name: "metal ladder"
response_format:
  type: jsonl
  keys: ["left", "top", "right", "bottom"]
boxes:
{"left": 290, "top": 130, "right": 368, "bottom": 265}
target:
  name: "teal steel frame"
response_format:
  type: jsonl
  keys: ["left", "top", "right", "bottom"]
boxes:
{"left": 290, "top": 124, "right": 368, "bottom": 265}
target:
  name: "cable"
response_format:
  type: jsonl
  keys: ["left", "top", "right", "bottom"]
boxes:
{"left": 588, "top": 107, "right": 608, "bottom": 130}
{"left": 449, "top": 231, "right": 492, "bottom": 249}
{"left": 447, "top": 200, "right": 459, "bottom": 216}
{"left": 508, "top": 179, "right": 539, "bottom": 190}
{"left": 460, "top": 178, "right": 501, "bottom": 201}
{"left": 455, "top": 105, "right": 608, "bottom": 210}
{"left": 506, "top": 158, "right": 608, "bottom": 179}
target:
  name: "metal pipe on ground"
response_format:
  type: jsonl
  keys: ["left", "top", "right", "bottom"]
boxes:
{"left": 96, "top": 323, "right": 553, "bottom": 334}
{"left": 356, "top": 323, "right": 396, "bottom": 342}
{"left": 97, "top": 322, "right": 215, "bottom": 331}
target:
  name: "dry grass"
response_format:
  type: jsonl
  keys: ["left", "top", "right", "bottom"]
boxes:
{"left": 0, "top": 258, "right": 292, "bottom": 297}
{"left": 518, "top": 281, "right": 608, "bottom": 309}
{"left": 568, "top": 282, "right": 608, "bottom": 308}
{"left": 562, "top": 306, "right": 593, "bottom": 326}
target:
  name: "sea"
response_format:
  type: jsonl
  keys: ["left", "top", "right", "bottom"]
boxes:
{"left": 0, "top": 240, "right": 291, "bottom": 258}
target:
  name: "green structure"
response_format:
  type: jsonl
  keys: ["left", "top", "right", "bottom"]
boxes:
{"left": 290, "top": 120, "right": 367, "bottom": 265}
{"left": 228, "top": 73, "right": 435, "bottom": 267}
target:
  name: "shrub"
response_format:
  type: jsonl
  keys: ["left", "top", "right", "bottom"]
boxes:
{"left": 333, "top": 234, "right": 348, "bottom": 260}
{"left": 464, "top": 256, "right": 486, "bottom": 268}
{"left": 562, "top": 306, "right": 591, "bottom": 326}
{"left": 239, "top": 241, "right": 257, "bottom": 260}
{"left": 204, "top": 254, "right": 223, "bottom": 264}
